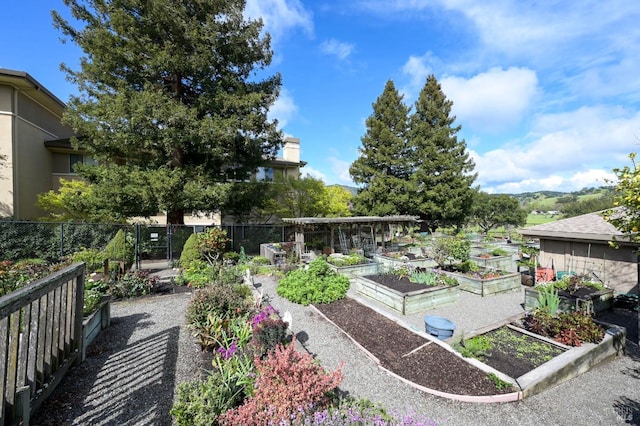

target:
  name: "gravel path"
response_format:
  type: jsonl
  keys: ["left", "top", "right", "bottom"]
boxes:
{"left": 31, "top": 271, "right": 640, "bottom": 426}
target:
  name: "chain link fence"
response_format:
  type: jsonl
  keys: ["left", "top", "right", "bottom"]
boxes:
{"left": 0, "top": 220, "right": 292, "bottom": 264}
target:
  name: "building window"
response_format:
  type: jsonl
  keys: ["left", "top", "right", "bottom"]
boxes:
{"left": 52, "top": 153, "right": 96, "bottom": 174}
{"left": 256, "top": 167, "right": 274, "bottom": 182}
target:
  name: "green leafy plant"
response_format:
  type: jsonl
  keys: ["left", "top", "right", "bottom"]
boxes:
{"left": 101, "top": 229, "right": 134, "bottom": 267}
{"left": 430, "top": 236, "right": 470, "bottom": 268}
{"left": 522, "top": 310, "right": 604, "bottom": 347}
{"left": 455, "top": 334, "right": 492, "bottom": 360}
{"left": 196, "top": 228, "right": 230, "bottom": 265}
{"left": 326, "top": 253, "right": 368, "bottom": 267}
{"left": 487, "top": 373, "right": 512, "bottom": 391}
{"left": 276, "top": 258, "right": 350, "bottom": 305}
{"left": 171, "top": 354, "right": 254, "bottom": 426}
{"left": 536, "top": 284, "right": 560, "bottom": 316}
{"left": 83, "top": 276, "right": 110, "bottom": 316}
{"left": 110, "top": 270, "right": 158, "bottom": 298}
{"left": 179, "top": 233, "right": 201, "bottom": 268}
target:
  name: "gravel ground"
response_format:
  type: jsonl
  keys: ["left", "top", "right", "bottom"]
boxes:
{"left": 32, "top": 267, "right": 640, "bottom": 426}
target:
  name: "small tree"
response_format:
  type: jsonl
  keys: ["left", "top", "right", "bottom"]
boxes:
{"left": 430, "top": 236, "right": 470, "bottom": 268}
{"left": 603, "top": 152, "right": 640, "bottom": 243}
{"left": 472, "top": 192, "right": 527, "bottom": 234}
{"left": 196, "top": 228, "right": 230, "bottom": 265}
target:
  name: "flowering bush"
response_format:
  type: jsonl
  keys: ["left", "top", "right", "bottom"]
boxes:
{"left": 219, "top": 337, "right": 343, "bottom": 425}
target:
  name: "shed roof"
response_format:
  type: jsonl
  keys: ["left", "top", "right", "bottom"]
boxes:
{"left": 282, "top": 216, "right": 420, "bottom": 226}
{"left": 518, "top": 210, "right": 631, "bottom": 243}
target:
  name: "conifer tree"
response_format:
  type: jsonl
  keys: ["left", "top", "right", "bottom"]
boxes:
{"left": 408, "top": 75, "right": 477, "bottom": 230}
{"left": 349, "top": 80, "right": 412, "bottom": 216}
{"left": 52, "top": 0, "right": 282, "bottom": 224}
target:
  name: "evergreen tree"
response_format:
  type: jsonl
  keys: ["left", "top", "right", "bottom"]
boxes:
{"left": 349, "top": 80, "right": 412, "bottom": 216}
{"left": 408, "top": 75, "right": 477, "bottom": 231}
{"left": 52, "top": 0, "right": 282, "bottom": 224}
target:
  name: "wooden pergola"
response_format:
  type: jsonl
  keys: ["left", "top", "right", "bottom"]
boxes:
{"left": 282, "top": 215, "right": 420, "bottom": 256}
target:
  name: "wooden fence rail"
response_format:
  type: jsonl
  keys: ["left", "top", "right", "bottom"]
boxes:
{"left": 0, "top": 263, "right": 85, "bottom": 426}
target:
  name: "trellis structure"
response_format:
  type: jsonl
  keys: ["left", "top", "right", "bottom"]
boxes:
{"left": 282, "top": 216, "right": 420, "bottom": 257}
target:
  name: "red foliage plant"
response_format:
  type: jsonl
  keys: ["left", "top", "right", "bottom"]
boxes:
{"left": 219, "top": 336, "right": 343, "bottom": 425}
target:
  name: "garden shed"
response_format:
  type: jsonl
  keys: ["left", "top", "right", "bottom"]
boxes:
{"left": 282, "top": 216, "right": 420, "bottom": 257}
{"left": 518, "top": 211, "right": 639, "bottom": 295}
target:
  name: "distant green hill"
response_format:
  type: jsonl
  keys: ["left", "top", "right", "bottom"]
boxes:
{"left": 508, "top": 186, "right": 614, "bottom": 211}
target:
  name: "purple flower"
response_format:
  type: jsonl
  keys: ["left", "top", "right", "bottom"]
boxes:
{"left": 216, "top": 340, "right": 238, "bottom": 360}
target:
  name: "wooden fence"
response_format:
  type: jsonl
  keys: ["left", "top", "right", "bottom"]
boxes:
{"left": 0, "top": 263, "right": 85, "bottom": 426}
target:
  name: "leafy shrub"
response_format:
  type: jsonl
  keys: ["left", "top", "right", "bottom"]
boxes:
{"left": 186, "top": 285, "right": 253, "bottom": 350}
{"left": 0, "top": 259, "right": 52, "bottom": 297}
{"left": 101, "top": 229, "right": 134, "bottom": 268}
{"left": 277, "top": 258, "right": 350, "bottom": 305}
{"left": 223, "top": 251, "right": 240, "bottom": 264}
{"left": 250, "top": 256, "right": 271, "bottom": 265}
{"left": 71, "top": 248, "right": 105, "bottom": 272}
{"left": 111, "top": 270, "right": 158, "bottom": 298}
{"left": 179, "top": 233, "right": 201, "bottom": 269}
{"left": 84, "top": 276, "right": 110, "bottom": 316}
{"left": 219, "top": 338, "right": 343, "bottom": 425}
{"left": 252, "top": 318, "right": 289, "bottom": 356}
{"left": 177, "top": 260, "right": 213, "bottom": 288}
{"left": 171, "top": 367, "right": 249, "bottom": 426}
{"left": 522, "top": 310, "right": 604, "bottom": 347}
{"left": 196, "top": 228, "right": 230, "bottom": 264}
{"left": 431, "top": 236, "right": 470, "bottom": 267}
{"left": 326, "top": 253, "right": 367, "bottom": 267}
{"left": 490, "top": 248, "right": 509, "bottom": 256}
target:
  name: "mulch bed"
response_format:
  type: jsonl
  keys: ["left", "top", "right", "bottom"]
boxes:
{"left": 315, "top": 298, "right": 512, "bottom": 396}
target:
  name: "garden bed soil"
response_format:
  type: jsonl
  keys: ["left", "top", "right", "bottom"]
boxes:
{"left": 315, "top": 298, "right": 512, "bottom": 396}
{"left": 362, "top": 273, "right": 449, "bottom": 293}
{"left": 474, "top": 326, "right": 566, "bottom": 379}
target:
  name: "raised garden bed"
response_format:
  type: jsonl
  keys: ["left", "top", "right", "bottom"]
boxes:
{"left": 82, "top": 297, "right": 111, "bottom": 361}
{"left": 373, "top": 254, "right": 436, "bottom": 270}
{"left": 443, "top": 269, "right": 521, "bottom": 296}
{"left": 470, "top": 254, "right": 513, "bottom": 272}
{"left": 327, "top": 259, "right": 379, "bottom": 278}
{"left": 354, "top": 274, "right": 459, "bottom": 315}
{"left": 454, "top": 319, "right": 626, "bottom": 398}
{"left": 524, "top": 286, "right": 615, "bottom": 314}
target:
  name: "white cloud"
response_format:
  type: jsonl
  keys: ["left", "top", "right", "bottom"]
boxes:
{"left": 320, "top": 39, "right": 354, "bottom": 60}
{"left": 301, "top": 166, "right": 327, "bottom": 182}
{"left": 244, "top": 0, "right": 313, "bottom": 43}
{"left": 327, "top": 157, "right": 353, "bottom": 185}
{"left": 472, "top": 105, "right": 640, "bottom": 193}
{"left": 441, "top": 67, "right": 538, "bottom": 134}
{"left": 269, "top": 88, "right": 298, "bottom": 129}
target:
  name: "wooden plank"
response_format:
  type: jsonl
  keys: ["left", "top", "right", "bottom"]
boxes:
{"left": 0, "top": 316, "right": 9, "bottom": 424}
{"left": 6, "top": 310, "right": 21, "bottom": 421}
{"left": 74, "top": 274, "right": 85, "bottom": 363}
{"left": 36, "top": 294, "right": 47, "bottom": 391}
{"left": 27, "top": 300, "right": 40, "bottom": 397}
{"left": 51, "top": 286, "right": 61, "bottom": 373}
{"left": 65, "top": 280, "right": 74, "bottom": 357}
{"left": 16, "top": 306, "right": 31, "bottom": 390}
{"left": 0, "top": 264, "right": 85, "bottom": 318}
{"left": 44, "top": 291, "right": 54, "bottom": 379}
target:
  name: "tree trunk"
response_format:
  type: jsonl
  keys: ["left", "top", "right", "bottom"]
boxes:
{"left": 166, "top": 208, "right": 185, "bottom": 225}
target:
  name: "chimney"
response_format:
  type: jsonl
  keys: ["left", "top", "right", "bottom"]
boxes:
{"left": 283, "top": 137, "right": 300, "bottom": 163}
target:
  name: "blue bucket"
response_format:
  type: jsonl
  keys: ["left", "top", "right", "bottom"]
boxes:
{"left": 424, "top": 315, "right": 456, "bottom": 340}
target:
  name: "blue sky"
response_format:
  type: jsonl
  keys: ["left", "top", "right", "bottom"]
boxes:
{"left": 3, "top": 1, "right": 640, "bottom": 194}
